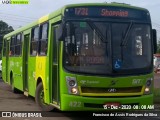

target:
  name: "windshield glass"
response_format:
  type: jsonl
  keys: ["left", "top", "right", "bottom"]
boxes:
{"left": 112, "top": 23, "right": 152, "bottom": 71}
{"left": 63, "top": 21, "right": 152, "bottom": 75}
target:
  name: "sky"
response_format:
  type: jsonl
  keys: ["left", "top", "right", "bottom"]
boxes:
{"left": 0, "top": 0, "right": 160, "bottom": 38}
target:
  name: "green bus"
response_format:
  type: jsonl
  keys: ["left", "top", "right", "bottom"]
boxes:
{"left": 2, "top": 3, "right": 157, "bottom": 111}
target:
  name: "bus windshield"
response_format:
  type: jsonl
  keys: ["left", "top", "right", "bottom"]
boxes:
{"left": 63, "top": 21, "right": 152, "bottom": 75}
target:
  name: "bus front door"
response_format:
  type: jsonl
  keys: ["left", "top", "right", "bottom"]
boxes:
{"left": 23, "top": 34, "right": 29, "bottom": 92}
{"left": 52, "top": 25, "right": 60, "bottom": 104}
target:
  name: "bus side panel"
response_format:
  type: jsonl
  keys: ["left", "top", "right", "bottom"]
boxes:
{"left": 8, "top": 57, "right": 14, "bottom": 84}
{"left": 28, "top": 57, "right": 36, "bottom": 97}
{"left": 2, "top": 57, "right": 6, "bottom": 82}
{"left": 35, "top": 56, "right": 47, "bottom": 100}
{"left": 2, "top": 40, "right": 10, "bottom": 83}
{"left": 12, "top": 57, "right": 23, "bottom": 91}
{"left": 45, "top": 56, "right": 50, "bottom": 104}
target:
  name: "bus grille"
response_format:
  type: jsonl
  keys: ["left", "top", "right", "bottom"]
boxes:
{"left": 81, "top": 86, "right": 142, "bottom": 93}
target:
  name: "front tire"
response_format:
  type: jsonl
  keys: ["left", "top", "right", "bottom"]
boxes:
{"left": 35, "top": 82, "right": 54, "bottom": 111}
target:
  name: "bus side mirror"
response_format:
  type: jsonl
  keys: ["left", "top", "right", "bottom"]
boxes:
{"left": 152, "top": 29, "right": 157, "bottom": 54}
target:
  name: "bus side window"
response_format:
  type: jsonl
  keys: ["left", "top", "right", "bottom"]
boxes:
{"left": 15, "top": 33, "right": 22, "bottom": 56}
{"left": 39, "top": 23, "right": 48, "bottom": 55}
{"left": 30, "top": 26, "right": 39, "bottom": 56}
{"left": 10, "top": 36, "right": 15, "bottom": 56}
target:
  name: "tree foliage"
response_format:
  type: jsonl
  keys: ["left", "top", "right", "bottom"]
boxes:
{"left": 156, "top": 38, "right": 160, "bottom": 53}
{"left": 0, "top": 20, "right": 14, "bottom": 40}
{"left": 0, "top": 20, "right": 14, "bottom": 59}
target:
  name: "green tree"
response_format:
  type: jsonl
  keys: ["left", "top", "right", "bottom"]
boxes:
{"left": 157, "top": 38, "right": 160, "bottom": 53}
{"left": 0, "top": 20, "right": 14, "bottom": 40}
{"left": 0, "top": 20, "right": 14, "bottom": 59}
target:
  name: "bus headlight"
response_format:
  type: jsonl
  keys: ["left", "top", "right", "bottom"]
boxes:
{"left": 144, "top": 78, "right": 153, "bottom": 95}
{"left": 145, "top": 87, "right": 150, "bottom": 93}
{"left": 71, "top": 88, "right": 78, "bottom": 94}
{"left": 66, "top": 76, "right": 79, "bottom": 95}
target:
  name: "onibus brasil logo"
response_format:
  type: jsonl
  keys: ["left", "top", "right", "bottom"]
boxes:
{"left": 0, "top": 0, "right": 29, "bottom": 4}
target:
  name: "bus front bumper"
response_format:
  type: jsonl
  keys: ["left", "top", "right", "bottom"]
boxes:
{"left": 60, "top": 94, "right": 153, "bottom": 111}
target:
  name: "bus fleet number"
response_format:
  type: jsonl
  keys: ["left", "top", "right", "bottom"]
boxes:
{"left": 69, "top": 101, "right": 82, "bottom": 107}
{"left": 75, "top": 8, "right": 88, "bottom": 16}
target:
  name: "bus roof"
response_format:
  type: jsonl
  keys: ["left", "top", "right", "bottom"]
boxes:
{"left": 4, "top": 3, "right": 148, "bottom": 39}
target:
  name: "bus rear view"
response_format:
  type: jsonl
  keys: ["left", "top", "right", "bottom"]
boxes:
{"left": 60, "top": 3, "right": 157, "bottom": 111}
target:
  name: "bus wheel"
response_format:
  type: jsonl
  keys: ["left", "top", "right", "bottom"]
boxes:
{"left": 35, "top": 82, "right": 54, "bottom": 111}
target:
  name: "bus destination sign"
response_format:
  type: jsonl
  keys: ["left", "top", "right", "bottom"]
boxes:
{"left": 64, "top": 6, "right": 149, "bottom": 20}
{"left": 75, "top": 8, "right": 128, "bottom": 17}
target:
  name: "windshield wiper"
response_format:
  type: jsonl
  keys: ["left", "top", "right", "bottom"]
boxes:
{"left": 121, "top": 22, "right": 133, "bottom": 46}
{"left": 120, "top": 22, "right": 133, "bottom": 61}
{"left": 86, "top": 20, "right": 107, "bottom": 43}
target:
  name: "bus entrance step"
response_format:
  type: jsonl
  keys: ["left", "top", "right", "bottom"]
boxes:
{"left": 50, "top": 103, "right": 60, "bottom": 109}
{"left": 24, "top": 91, "right": 29, "bottom": 96}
